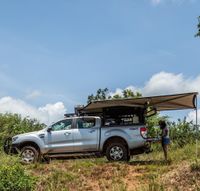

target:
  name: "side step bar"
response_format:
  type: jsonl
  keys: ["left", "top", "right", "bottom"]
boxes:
{"left": 46, "top": 152, "right": 102, "bottom": 158}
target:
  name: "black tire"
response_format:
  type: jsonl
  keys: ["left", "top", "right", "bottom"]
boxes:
{"left": 20, "top": 146, "right": 39, "bottom": 164}
{"left": 3, "top": 137, "right": 12, "bottom": 154}
{"left": 105, "top": 142, "right": 130, "bottom": 162}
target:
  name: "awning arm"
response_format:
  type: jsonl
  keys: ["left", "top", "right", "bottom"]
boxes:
{"left": 195, "top": 95, "right": 198, "bottom": 158}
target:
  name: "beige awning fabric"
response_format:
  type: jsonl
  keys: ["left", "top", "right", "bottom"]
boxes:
{"left": 80, "top": 92, "right": 198, "bottom": 113}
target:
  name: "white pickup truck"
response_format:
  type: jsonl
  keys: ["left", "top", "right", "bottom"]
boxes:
{"left": 4, "top": 116, "right": 151, "bottom": 164}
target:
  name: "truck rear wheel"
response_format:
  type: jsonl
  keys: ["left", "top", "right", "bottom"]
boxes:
{"left": 20, "top": 146, "right": 39, "bottom": 164}
{"left": 106, "top": 142, "right": 130, "bottom": 162}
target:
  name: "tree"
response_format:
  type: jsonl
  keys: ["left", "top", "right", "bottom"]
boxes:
{"left": 87, "top": 88, "right": 141, "bottom": 103}
{"left": 122, "top": 89, "right": 142, "bottom": 98}
{"left": 195, "top": 16, "right": 200, "bottom": 37}
{"left": 0, "top": 113, "right": 45, "bottom": 145}
{"left": 87, "top": 88, "right": 110, "bottom": 103}
{"left": 112, "top": 94, "right": 122, "bottom": 99}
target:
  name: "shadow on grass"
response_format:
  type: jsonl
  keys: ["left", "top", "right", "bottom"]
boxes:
{"left": 43, "top": 155, "right": 171, "bottom": 166}
{"left": 43, "top": 154, "right": 103, "bottom": 163}
{"left": 129, "top": 160, "right": 171, "bottom": 166}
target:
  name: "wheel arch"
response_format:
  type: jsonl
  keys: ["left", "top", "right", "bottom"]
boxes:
{"left": 19, "top": 141, "right": 41, "bottom": 153}
{"left": 102, "top": 136, "right": 129, "bottom": 154}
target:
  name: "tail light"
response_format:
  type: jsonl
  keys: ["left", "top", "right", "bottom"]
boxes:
{"left": 140, "top": 127, "right": 147, "bottom": 139}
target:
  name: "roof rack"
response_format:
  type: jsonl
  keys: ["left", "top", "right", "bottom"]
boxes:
{"left": 64, "top": 113, "right": 77, "bottom": 117}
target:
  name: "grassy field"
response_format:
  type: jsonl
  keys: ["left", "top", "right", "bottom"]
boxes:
{"left": 1, "top": 144, "right": 200, "bottom": 191}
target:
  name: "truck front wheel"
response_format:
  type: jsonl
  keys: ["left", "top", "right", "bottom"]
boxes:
{"left": 20, "top": 146, "right": 39, "bottom": 164}
{"left": 106, "top": 142, "right": 130, "bottom": 162}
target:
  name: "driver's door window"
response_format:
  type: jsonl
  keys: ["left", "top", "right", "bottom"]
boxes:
{"left": 51, "top": 119, "right": 72, "bottom": 131}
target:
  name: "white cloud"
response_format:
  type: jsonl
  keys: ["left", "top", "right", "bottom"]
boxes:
{"left": 111, "top": 71, "right": 200, "bottom": 97}
{"left": 142, "top": 72, "right": 200, "bottom": 96}
{"left": 142, "top": 71, "right": 200, "bottom": 96}
{"left": 0, "top": 97, "right": 67, "bottom": 125}
{"left": 38, "top": 102, "right": 66, "bottom": 124}
{"left": 26, "top": 90, "right": 41, "bottom": 99}
{"left": 112, "top": 71, "right": 200, "bottom": 96}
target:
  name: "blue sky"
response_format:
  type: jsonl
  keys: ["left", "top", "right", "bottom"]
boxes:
{"left": 0, "top": 0, "right": 199, "bottom": 124}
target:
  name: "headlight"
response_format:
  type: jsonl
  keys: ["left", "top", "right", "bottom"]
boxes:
{"left": 12, "top": 136, "right": 18, "bottom": 142}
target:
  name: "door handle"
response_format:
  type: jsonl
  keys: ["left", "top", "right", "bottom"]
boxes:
{"left": 64, "top": 132, "right": 71, "bottom": 136}
{"left": 89, "top": 129, "right": 96, "bottom": 133}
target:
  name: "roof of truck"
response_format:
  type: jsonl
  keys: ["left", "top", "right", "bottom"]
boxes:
{"left": 80, "top": 92, "right": 198, "bottom": 114}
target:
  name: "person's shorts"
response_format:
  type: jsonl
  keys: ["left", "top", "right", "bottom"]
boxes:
{"left": 162, "top": 137, "right": 170, "bottom": 145}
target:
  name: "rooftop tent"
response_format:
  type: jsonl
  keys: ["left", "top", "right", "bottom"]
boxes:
{"left": 79, "top": 92, "right": 198, "bottom": 114}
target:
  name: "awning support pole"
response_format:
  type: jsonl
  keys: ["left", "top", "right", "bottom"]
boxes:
{"left": 196, "top": 96, "right": 198, "bottom": 158}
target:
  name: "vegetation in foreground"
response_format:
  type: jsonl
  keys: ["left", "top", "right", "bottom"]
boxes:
{"left": 1, "top": 143, "right": 200, "bottom": 191}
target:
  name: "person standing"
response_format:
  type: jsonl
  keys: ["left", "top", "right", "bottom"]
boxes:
{"left": 159, "top": 120, "right": 170, "bottom": 161}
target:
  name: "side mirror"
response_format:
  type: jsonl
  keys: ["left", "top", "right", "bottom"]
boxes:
{"left": 47, "top": 127, "right": 52, "bottom": 132}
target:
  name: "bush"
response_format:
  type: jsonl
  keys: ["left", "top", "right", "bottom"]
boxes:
{"left": 0, "top": 113, "right": 46, "bottom": 146}
{"left": 0, "top": 155, "right": 36, "bottom": 191}
{"left": 147, "top": 115, "right": 199, "bottom": 148}
{"left": 169, "top": 117, "right": 198, "bottom": 147}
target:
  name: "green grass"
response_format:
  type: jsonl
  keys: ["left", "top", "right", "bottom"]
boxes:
{"left": 1, "top": 144, "right": 200, "bottom": 191}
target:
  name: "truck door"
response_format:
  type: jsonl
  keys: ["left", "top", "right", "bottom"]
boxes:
{"left": 73, "top": 117, "right": 99, "bottom": 152}
{"left": 45, "top": 119, "right": 74, "bottom": 153}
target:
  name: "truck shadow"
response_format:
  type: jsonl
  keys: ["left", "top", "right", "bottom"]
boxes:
{"left": 129, "top": 160, "right": 171, "bottom": 166}
{"left": 45, "top": 154, "right": 103, "bottom": 162}
{"left": 43, "top": 156, "right": 171, "bottom": 165}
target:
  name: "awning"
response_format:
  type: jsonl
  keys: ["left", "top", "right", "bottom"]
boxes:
{"left": 80, "top": 92, "right": 198, "bottom": 113}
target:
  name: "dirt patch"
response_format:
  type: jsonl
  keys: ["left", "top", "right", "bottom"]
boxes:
{"left": 33, "top": 159, "right": 196, "bottom": 191}
{"left": 162, "top": 161, "right": 200, "bottom": 191}
{"left": 123, "top": 165, "right": 146, "bottom": 191}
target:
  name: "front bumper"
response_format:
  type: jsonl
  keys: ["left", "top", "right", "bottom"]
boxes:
{"left": 3, "top": 138, "right": 19, "bottom": 154}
